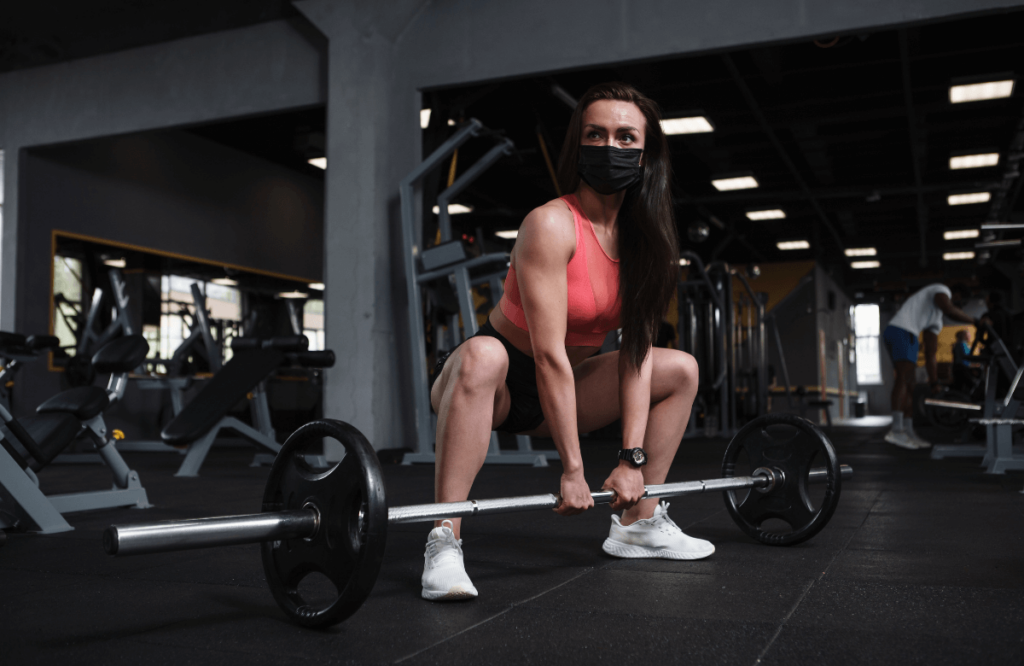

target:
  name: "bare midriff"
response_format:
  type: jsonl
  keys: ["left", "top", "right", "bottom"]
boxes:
{"left": 488, "top": 306, "right": 602, "bottom": 368}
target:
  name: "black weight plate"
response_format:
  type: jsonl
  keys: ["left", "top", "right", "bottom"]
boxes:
{"left": 261, "top": 419, "right": 388, "bottom": 628}
{"left": 722, "top": 414, "right": 841, "bottom": 546}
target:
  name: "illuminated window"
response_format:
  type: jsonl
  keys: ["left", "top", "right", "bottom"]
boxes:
{"left": 303, "top": 299, "right": 325, "bottom": 351}
{"left": 52, "top": 255, "right": 84, "bottom": 356}
{"left": 854, "top": 304, "right": 882, "bottom": 385}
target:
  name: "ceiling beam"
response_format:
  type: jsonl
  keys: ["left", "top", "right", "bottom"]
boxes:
{"left": 721, "top": 54, "right": 845, "bottom": 256}
{"left": 899, "top": 30, "right": 929, "bottom": 268}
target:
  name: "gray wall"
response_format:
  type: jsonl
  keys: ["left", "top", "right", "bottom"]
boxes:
{"left": 4, "top": 0, "right": 1022, "bottom": 448}
{"left": 14, "top": 130, "right": 324, "bottom": 414}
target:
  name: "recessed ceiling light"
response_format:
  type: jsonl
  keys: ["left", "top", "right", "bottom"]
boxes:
{"left": 949, "top": 79, "right": 1015, "bottom": 103}
{"left": 712, "top": 175, "right": 759, "bottom": 191}
{"left": 211, "top": 277, "right": 238, "bottom": 286}
{"left": 278, "top": 291, "right": 307, "bottom": 299}
{"left": 746, "top": 209, "right": 785, "bottom": 221}
{"left": 447, "top": 119, "right": 456, "bottom": 126}
{"left": 943, "top": 251, "right": 976, "bottom": 261}
{"left": 851, "top": 260, "right": 881, "bottom": 269}
{"left": 495, "top": 230, "right": 518, "bottom": 239}
{"left": 844, "top": 248, "right": 877, "bottom": 257}
{"left": 679, "top": 258, "right": 691, "bottom": 266}
{"left": 661, "top": 116, "right": 714, "bottom": 135}
{"left": 308, "top": 282, "right": 325, "bottom": 290}
{"left": 777, "top": 240, "right": 810, "bottom": 251}
{"left": 432, "top": 204, "right": 474, "bottom": 215}
{"left": 103, "top": 258, "right": 126, "bottom": 268}
{"left": 944, "top": 229, "right": 980, "bottom": 240}
{"left": 420, "top": 109, "right": 431, "bottom": 129}
{"left": 948, "top": 192, "right": 991, "bottom": 206}
{"left": 308, "top": 157, "right": 327, "bottom": 170}
{"left": 949, "top": 153, "right": 1000, "bottom": 170}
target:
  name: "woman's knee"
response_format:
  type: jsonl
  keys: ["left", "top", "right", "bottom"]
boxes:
{"left": 451, "top": 337, "right": 509, "bottom": 395}
{"left": 668, "top": 350, "right": 700, "bottom": 396}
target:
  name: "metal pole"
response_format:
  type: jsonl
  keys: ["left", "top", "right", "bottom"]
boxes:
{"left": 105, "top": 466, "right": 851, "bottom": 555}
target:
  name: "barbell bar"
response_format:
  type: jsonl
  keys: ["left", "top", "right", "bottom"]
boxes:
{"left": 104, "top": 464, "right": 851, "bottom": 557}
{"left": 102, "top": 414, "right": 849, "bottom": 628}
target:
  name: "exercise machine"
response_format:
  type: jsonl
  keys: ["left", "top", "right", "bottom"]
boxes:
{"left": 0, "top": 336, "right": 152, "bottom": 534}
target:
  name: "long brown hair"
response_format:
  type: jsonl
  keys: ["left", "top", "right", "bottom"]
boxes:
{"left": 556, "top": 82, "right": 678, "bottom": 371}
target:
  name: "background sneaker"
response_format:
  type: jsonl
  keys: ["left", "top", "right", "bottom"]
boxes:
{"left": 421, "top": 520, "right": 478, "bottom": 601}
{"left": 884, "top": 430, "right": 919, "bottom": 449}
{"left": 602, "top": 501, "right": 714, "bottom": 560}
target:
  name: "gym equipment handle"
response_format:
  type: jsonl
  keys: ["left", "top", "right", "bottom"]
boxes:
{"left": 105, "top": 465, "right": 850, "bottom": 557}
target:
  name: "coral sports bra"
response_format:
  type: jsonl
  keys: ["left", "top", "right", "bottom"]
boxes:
{"left": 500, "top": 194, "right": 621, "bottom": 347}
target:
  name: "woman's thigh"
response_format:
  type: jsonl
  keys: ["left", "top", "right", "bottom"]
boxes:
{"left": 430, "top": 336, "right": 513, "bottom": 431}
{"left": 525, "top": 348, "right": 698, "bottom": 437}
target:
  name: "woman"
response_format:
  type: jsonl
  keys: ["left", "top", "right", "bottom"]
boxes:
{"left": 423, "top": 82, "right": 710, "bottom": 602}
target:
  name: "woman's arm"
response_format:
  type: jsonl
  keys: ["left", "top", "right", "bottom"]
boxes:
{"left": 515, "top": 203, "right": 594, "bottom": 515}
{"left": 598, "top": 343, "right": 652, "bottom": 510}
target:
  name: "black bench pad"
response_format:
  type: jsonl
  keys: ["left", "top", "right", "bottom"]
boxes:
{"left": 37, "top": 386, "right": 110, "bottom": 421}
{"left": 161, "top": 347, "right": 285, "bottom": 445}
{"left": 10, "top": 413, "right": 83, "bottom": 471}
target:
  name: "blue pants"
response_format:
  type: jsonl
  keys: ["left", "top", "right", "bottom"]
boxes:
{"left": 883, "top": 325, "right": 919, "bottom": 364}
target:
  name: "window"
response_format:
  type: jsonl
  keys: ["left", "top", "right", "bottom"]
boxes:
{"left": 303, "top": 299, "right": 325, "bottom": 351}
{"left": 52, "top": 255, "right": 84, "bottom": 355}
{"left": 158, "top": 275, "right": 242, "bottom": 369}
{"left": 854, "top": 304, "right": 882, "bottom": 385}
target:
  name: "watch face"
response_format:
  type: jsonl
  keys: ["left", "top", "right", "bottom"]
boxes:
{"left": 632, "top": 449, "right": 646, "bottom": 465}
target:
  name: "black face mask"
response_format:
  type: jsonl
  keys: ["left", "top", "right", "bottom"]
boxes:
{"left": 577, "top": 145, "right": 643, "bottom": 195}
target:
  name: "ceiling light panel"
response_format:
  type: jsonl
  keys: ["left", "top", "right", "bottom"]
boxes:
{"left": 746, "top": 209, "right": 785, "bottom": 221}
{"left": 948, "top": 192, "right": 991, "bottom": 206}
{"left": 851, "top": 260, "right": 881, "bottom": 269}
{"left": 661, "top": 116, "right": 714, "bottom": 135}
{"left": 278, "top": 291, "right": 308, "bottom": 299}
{"left": 211, "top": 278, "right": 238, "bottom": 286}
{"left": 844, "top": 247, "right": 877, "bottom": 257}
{"left": 420, "top": 109, "right": 431, "bottom": 129}
{"left": 777, "top": 240, "right": 810, "bottom": 251}
{"left": 309, "top": 282, "right": 325, "bottom": 290}
{"left": 495, "top": 230, "right": 518, "bottom": 239}
{"left": 431, "top": 204, "right": 474, "bottom": 215}
{"left": 307, "top": 157, "right": 327, "bottom": 170}
{"left": 944, "top": 229, "right": 980, "bottom": 240}
{"left": 949, "top": 153, "right": 999, "bottom": 170}
{"left": 949, "top": 79, "right": 1015, "bottom": 103}
{"left": 943, "top": 251, "right": 976, "bottom": 261}
{"left": 712, "top": 176, "right": 759, "bottom": 191}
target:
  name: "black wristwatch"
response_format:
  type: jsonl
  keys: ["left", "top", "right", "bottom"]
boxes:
{"left": 618, "top": 448, "right": 648, "bottom": 468}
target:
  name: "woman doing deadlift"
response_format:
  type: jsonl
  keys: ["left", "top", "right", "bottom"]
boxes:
{"left": 423, "top": 82, "right": 711, "bottom": 601}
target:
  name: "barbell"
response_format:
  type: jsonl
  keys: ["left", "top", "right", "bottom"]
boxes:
{"left": 103, "top": 414, "right": 849, "bottom": 629}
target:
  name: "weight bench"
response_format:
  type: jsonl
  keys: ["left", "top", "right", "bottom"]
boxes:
{"left": 161, "top": 336, "right": 335, "bottom": 477}
{"left": 0, "top": 332, "right": 61, "bottom": 410}
{"left": 925, "top": 353, "right": 1024, "bottom": 474}
{"left": 0, "top": 335, "right": 152, "bottom": 534}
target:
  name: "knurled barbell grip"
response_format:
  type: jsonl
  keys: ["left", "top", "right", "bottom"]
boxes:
{"left": 105, "top": 465, "right": 850, "bottom": 556}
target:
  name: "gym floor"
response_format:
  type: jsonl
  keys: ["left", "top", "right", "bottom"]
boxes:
{"left": 3, "top": 424, "right": 1023, "bottom": 665}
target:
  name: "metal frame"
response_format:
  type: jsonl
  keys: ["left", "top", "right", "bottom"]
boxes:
{"left": 399, "top": 120, "right": 556, "bottom": 466}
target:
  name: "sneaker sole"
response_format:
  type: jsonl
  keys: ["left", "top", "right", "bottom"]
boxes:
{"left": 884, "top": 436, "right": 919, "bottom": 450}
{"left": 421, "top": 585, "right": 478, "bottom": 601}
{"left": 602, "top": 538, "right": 714, "bottom": 560}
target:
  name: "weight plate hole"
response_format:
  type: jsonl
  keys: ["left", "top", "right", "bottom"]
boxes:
{"left": 295, "top": 572, "right": 340, "bottom": 612}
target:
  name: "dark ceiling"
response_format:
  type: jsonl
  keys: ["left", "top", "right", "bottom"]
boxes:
{"left": 0, "top": 0, "right": 299, "bottom": 73}
{"left": 422, "top": 8, "right": 1024, "bottom": 294}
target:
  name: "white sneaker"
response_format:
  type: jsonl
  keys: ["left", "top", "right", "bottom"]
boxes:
{"left": 884, "top": 430, "right": 919, "bottom": 450}
{"left": 421, "top": 520, "right": 478, "bottom": 601}
{"left": 602, "top": 501, "right": 715, "bottom": 560}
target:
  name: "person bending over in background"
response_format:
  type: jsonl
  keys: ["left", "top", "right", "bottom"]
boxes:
{"left": 424, "top": 82, "right": 708, "bottom": 602}
{"left": 882, "top": 283, "right": 980, "bottom": 450}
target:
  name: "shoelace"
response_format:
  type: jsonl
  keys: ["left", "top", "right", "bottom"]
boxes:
{"left": 426, "top": 521, "right": 463, "bottom": 567}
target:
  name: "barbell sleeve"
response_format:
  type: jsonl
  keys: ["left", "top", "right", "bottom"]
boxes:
{"left": 105, "top": 465, "right": 851, "bottom": 556}
{"left": 104, "top": 510, "right": 317, "bottom": 556}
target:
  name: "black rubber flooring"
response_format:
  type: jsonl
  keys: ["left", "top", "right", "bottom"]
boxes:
{"left": 2, "top": 423, "right": 1023, "bottom": 665}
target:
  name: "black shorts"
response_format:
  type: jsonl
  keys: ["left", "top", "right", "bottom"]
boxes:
{"left": 431, "top": 320, "right": 545, "bottom": 434}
